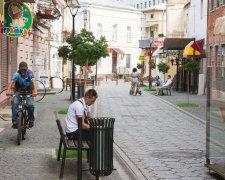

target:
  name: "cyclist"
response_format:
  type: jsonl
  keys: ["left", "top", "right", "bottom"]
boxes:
{"left": 6, "top": 61, "right": 37, "bottom": 128}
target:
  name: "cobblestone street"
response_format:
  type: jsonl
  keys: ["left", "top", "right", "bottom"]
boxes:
{"left": 0, "top": 80, "right": 222, "bottom": 180}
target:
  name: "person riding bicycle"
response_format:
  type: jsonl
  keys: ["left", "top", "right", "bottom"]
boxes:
{"left": 131, "top": 68, "right": 143, "bottom": 96}
{"left": 6, "top": 61, "right": 37, "bottom": 129}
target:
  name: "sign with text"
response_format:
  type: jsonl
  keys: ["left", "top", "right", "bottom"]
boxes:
{"left": 107, "top": 48, "right": 112, "bottom": 53}
{"left": 139, "top": 55, "right": 145, "bottom": 61}
{"left": 2, "top": 1, "right": 33, "bottom": 37}
{"left": 153, "top": 41, "right": 164, "bottom": 47}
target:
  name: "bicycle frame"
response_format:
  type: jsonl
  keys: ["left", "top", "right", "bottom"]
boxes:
{"left": 15, "top": 94, "right": 31, "bottom": 145}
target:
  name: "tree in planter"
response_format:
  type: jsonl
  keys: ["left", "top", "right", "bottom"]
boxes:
{"left": 157, "top": 62, "right": 170, "bottom": 83}
{"left": 74, "top": 29, "right": 109, "bottom": 91}
{"left": 58, "top": 29, "right": 109, "bottom": 94}
{"left": 137, "top": 62, "right": 143, "bottom": 70}
{"left": 183, "top": 58, "right": 200, "bottom": 104}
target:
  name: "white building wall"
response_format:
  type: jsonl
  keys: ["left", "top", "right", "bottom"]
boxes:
{"left": 75, "top": 5, "right": 142, "bottom": 76}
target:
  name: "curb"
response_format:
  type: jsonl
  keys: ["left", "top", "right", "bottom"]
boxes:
{"left": 113, "top": 143, "right": 147, "bottom": 180}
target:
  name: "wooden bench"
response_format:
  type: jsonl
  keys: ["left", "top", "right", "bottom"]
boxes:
{"left": 66, "top": 78, "right": 94, "bottom": 90}
{"left": 55, "top": 117, "right": 90, "bottom": 179}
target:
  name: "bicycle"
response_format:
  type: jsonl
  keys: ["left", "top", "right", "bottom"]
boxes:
{"left": 14, "top": 94, "right": 32, "bottom": 145}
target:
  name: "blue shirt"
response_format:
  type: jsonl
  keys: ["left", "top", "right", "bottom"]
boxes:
{"left": 12, "top": 70, "right": 35, "bottom": 91}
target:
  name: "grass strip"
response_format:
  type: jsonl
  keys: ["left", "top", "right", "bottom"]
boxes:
{"left": 176, "top": 103, "right": 199, "bottom": 107}
{"left": 56, "top": 149, "right": 87, "bottom": 159}
{"left": 144, "top": 88, "right": 156, "bottom": 91}
{"left": 58, "top": 109, "right": 68, "bottom": 114}
{"left": 151, "top": 92, "right": 168, "bottom": 95}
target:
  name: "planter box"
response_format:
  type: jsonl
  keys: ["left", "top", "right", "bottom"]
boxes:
{"left": 125, "top": 79, "right": 131, "bottom": 82}
{"left": 111, "top": 79, "right": 118, "bottom": 81}
{"left": 97, "top": 78, "right": 104, "bottom": 81}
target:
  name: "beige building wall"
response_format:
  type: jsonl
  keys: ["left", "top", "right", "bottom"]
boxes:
{"left": 166, "top": 0, "right": 190, "bottom": 38}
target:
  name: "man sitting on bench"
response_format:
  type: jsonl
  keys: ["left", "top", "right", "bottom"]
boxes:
{"left": 155, "top": 75, "right": 172, "bottom": 95}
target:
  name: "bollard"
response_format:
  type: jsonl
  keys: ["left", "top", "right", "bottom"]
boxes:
{"left": 116, "top": 80, "right": 118, "bottom": 85}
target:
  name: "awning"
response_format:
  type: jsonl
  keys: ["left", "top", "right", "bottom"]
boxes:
{"left": 152, "top": 47, "right": 164, "bottom": 57}
{"left": 112, "top": 48, "right": 125, "bottom": 55}
{"left": 183, "top": 41, "right": 201, "bottom": 58}
{"left": 214, "top": 16, "right": 225, "bottom": 35}
{"left": 164, "top": 38, "right": 194, "bottom": 50}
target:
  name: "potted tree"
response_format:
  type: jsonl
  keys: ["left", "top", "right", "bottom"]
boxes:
{"left": 58, "top": 29, "right": 109, "bottom": 96}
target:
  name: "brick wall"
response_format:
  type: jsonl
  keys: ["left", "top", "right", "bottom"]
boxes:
{"left": 207, "top": 0, "right": 225, "bottom": 67}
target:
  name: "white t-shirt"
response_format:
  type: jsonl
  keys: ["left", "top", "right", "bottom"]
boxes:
{"left": 65, "top": 98, "right": 90, "bottom": 133}
{"left": 163, "top": 79, "right": 172, "bottom": 87}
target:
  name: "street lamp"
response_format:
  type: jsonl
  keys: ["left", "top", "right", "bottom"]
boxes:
{"left": 149, "top": 37, "right": 154, "bottom": 88}
{"left": 66, "top": 0, "right": 80, "bottom": 102}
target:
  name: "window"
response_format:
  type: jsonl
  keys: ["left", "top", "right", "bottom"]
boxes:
{"left": 222, "top": 45, "right": 225, "bottom": 66}
{"left": 137, "top": 4, "right": 139, "bottom": 9}
{"left": 151, "top": 14, "right": 154, "bottom": 18}
{"left": 215, "top": 45, "right": 219, "bottom": 66}
{"left": 145, "top": 2, "right": 147, "bottom": 8}
{"left": 97, "top": 59, "right": 102, "bottom": 67}
{"left": 210, "top": 0, "right": 214, "bottom": 11}
{"left": 209, "top": 46, "right": 213, "bottom": 66}
{"left": 141, "top": 3, "right": 143, "bottom": 9}
{"left": 151, "top": 30, "right": 154, "bottom": 38}
{"left": 112, "top": 25, "right": 117, "bottom": 41}
{"left": 216, "top": 0, "right": 220, "bottom": 8}
{"left": 126, "top": 54, "right": 131, "bottom": 68}
{"left": 223, "top": 0, "right": 225, "bottom": 5}
{"left": 127, "top": 26, "right": 131, "bottom": 42}
{"left": 149, "top": 1, "right": 151, "bottom": 7}
{"left": 162, "top": 0, "right": 164, "bottom": 3}
{"left": 200, "top": 0, "right": 203, "bottom": 20}
{"left": 97, "top": 23, "right": 102, "bottom": 39}
{"left": 153, "top": 0, "right": 155, "bottom": 6}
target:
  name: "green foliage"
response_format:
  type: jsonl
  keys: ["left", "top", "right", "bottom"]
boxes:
{"left": 56, "top": 149, "right": 87, "bottom": 159}
{"left": 137, "top": 62, "right": 143, "bottom": 69}
{"left": 112, "top": 73, "right": 119, "bottom": 79}
{"left": 58, "top": 29, "right": 109, "bottom": 67}
{"left": 144, "top": 88, "right": 156, "bottom": 91}
{"left": 151, "top": 91, "right": 168, "bottom": 95}
{"left": 75, "top": 29, "right": 109, "bottom": 66}
{"left": 125, "top": 77, "right": 131, "bottom": 80}
{"left": 149, "top": 60, "right": 156, "bottom": 70}
{"left": 157, "top": 62, "right": 170, "bottom": 74}
{"left": 176, "top": 103, "right": 199, "bottom": 107}
{"left": 58, "top": 109, "right": 68, "bottom": 114}
{"left": 183, "top": 58, "right": 200, "bottom": 73}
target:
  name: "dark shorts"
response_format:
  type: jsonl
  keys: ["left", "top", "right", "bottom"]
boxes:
{"left": 66, "top": 129, "right": 90, "bottom": 140}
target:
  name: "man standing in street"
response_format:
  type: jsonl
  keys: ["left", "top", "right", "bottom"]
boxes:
{"left": 65, "top": 89, "right": 98, "bottom": 140}
{"left": 6, "top": 61, "right": 37, "bottom": 128}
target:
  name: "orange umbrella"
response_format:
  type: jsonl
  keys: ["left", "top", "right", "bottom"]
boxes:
{"left": 183, "top": 41, "right": 201, "bottom": 58}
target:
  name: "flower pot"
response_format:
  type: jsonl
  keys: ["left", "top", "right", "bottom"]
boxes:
{"left": 111, "top": 78, "right": 118, "bottom": 81}
{"left": 97, "top": 78, "right": 104, "bottom": 81}
{"left": 45, "top": 9, "right": 52, "bottom": 15}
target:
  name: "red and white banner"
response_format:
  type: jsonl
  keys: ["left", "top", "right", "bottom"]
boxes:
{"left": 153, "top": 41, "right": 164, "bottom": 47}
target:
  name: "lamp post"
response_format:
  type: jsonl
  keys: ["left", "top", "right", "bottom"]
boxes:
{"left": 149, "top": 37, "right": 154, "bottom": 88}
{"left": 66, "top": 0, "right": 80, "bottom": 102}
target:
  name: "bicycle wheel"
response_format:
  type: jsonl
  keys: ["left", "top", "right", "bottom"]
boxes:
{"left": 35, "top": 80, "right": 46, "bottom": 102}
{"left": 17, "top": 111, "right": 23, "bottom": 145}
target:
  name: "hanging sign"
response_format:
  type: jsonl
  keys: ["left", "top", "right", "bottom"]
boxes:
{"left": 139, "top": 55, "right": 145, "bottom": 61}
{"left": 2, "top": 1, "right": 33, "bottom": 37}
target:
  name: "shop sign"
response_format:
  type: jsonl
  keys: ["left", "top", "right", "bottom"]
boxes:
{"left": 139, "top": 55, "right": 145, "bottom": 61}
{"left": 153, "top": 41, "right": 164, "bottom": 47}
{"left": 2, "top": 1, "right": 33, "bottom": 37}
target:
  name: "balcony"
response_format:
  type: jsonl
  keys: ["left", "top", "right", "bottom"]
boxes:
{"left": 36, "top": 0, "right": 61, "bottom": 20}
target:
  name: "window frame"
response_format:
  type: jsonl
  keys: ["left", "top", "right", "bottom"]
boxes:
{"left": 112, "top": 24, "right": 117, "bottom": 41}
{"left": 210, "top": 0, "right": 214, "bottom": 11}
{"left": 126, "top": 54, "right": 131, "bottom": 68}
{"left": 127, "top": 26, "right": 131, "bottom": 43}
